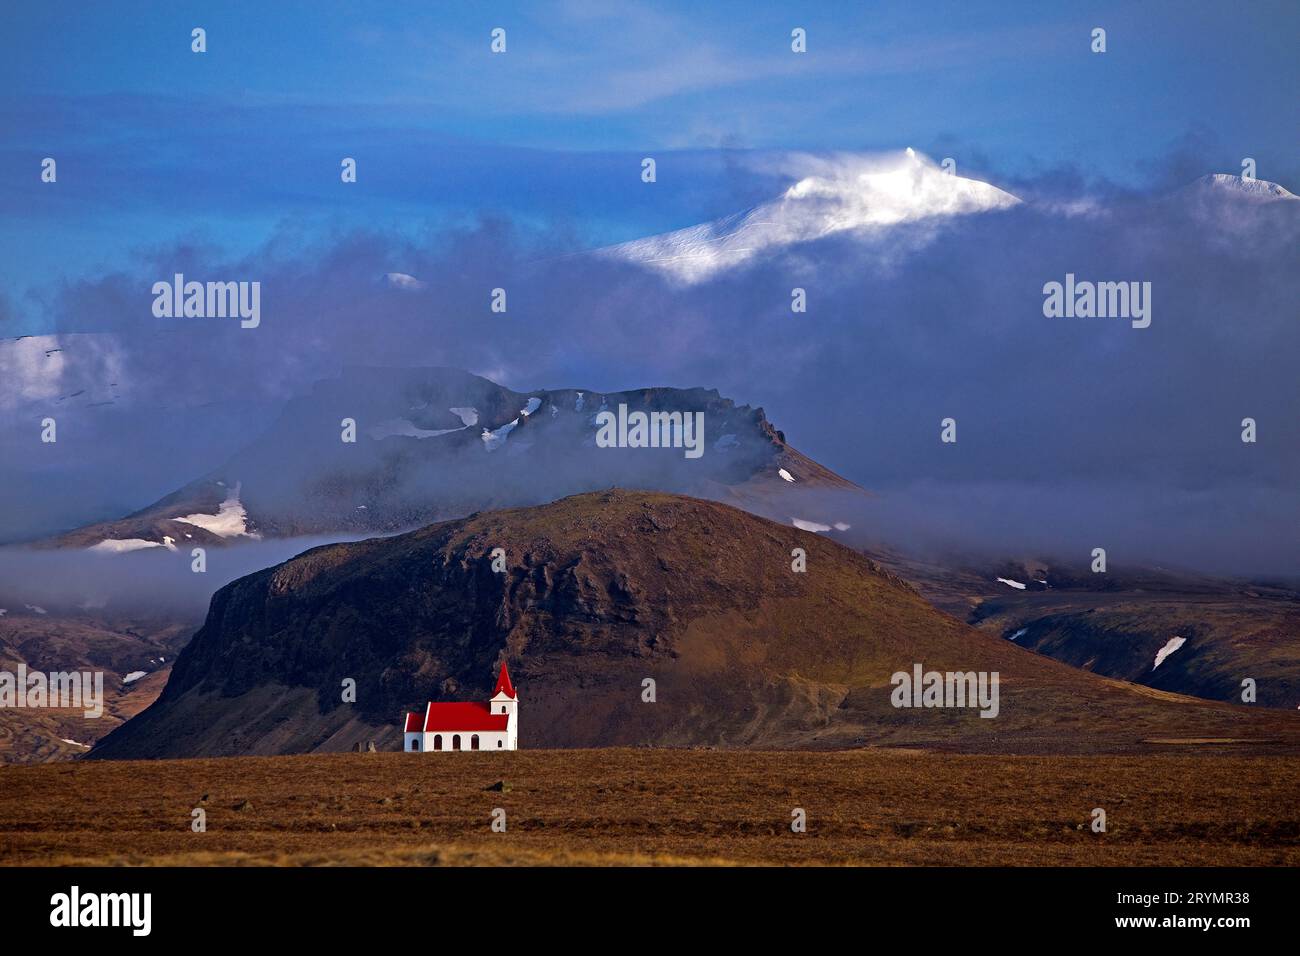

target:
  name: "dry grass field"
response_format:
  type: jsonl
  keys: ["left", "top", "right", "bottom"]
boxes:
{"left": 2, "top": 748, "right": 1297, "bottom": 866}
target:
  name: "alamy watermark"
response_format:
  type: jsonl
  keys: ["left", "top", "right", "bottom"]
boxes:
{"left": 0, "top": 664, "right": 104, "bottom": 718}
{"left": 152, "top": 273, "right": 261, "bottom": 328}
{"left": 890, "top": 663, "right": 1000, "bottom": 718}
{"left": 1043, "top": 273, "right": 1150, "bottom": 329}
{"left": 50, "top": 886, "right": 151, "bottom": 936}
{"left": 595, "top": 403, "right": 704, "bottom": 459}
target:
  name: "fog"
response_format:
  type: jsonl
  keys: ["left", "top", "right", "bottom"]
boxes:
{"left": 0, "top": 535, "right": 373, "bottom": 619}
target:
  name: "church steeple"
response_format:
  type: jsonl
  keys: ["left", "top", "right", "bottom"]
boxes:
{"left": 492, "top": 662, "right": 516, "bottom": 700}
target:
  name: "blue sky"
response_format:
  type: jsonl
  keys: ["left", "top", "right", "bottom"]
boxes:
{"left": 2, "top": 0, "right": 1297, "bottom": 330}
{"left": 1, "top": 2, "right": 1297, "bottom": 572}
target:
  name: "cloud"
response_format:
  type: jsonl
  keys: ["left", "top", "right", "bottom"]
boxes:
{"left": 2, "top": 151, "right": 1297, "bottom": 578}
{"left": 389, "top": 1, "right": 1072, "bottom": 118}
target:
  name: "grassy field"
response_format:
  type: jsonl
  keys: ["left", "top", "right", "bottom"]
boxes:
{"left": 2, "top": 749, "right": 1298, "bottom": 866}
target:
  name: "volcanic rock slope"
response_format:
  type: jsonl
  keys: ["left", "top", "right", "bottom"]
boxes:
{"left": 91, "top": 491, "right": 1300, "bottom": 759}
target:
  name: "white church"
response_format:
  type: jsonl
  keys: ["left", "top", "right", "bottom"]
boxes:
{"left": 403, "top": 662, "right": 518, "bottom": 752}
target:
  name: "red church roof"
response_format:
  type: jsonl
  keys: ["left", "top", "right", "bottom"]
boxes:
{"left": 404, "top": 703, "right": 508, "bottom": 733}
{"left": 415, "top": 701, "right": 509, "bottom": 732}
{"left": 403, "top": 663, "right": 517, "bottom": 733}
{"left": 492, "top": 662, "right": 516, "bottom": 700}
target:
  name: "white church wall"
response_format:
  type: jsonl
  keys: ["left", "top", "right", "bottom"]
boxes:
{"left": 404, "top": 730, "right": 513, "bottom": 751}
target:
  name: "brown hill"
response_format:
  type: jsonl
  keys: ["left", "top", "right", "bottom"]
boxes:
{"left": 90, "top": 491, "right": 1300, "bottom": 759}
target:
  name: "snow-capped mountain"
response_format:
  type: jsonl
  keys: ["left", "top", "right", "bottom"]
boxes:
{"left": 1186, "top": 173, "right": 1298, "bottom": 202}
{"left": 608, "top": 149, "right": 1021, "bottom": 283}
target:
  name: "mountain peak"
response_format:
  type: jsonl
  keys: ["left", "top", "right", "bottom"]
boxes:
{"left": 608, "top": 149, "right": 1021, "bottom": 284}
{"left": 780, "top": 149, "right": 1019, "bottom": 220}
{"left": 1187, "top": 173, "right": 1297, "bottom": 201}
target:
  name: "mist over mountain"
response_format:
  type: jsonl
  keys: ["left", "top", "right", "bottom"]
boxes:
{"left": 33, "top": 366, "right": 861, "bottom": 550}
{"left": 3, "top": 152, "right": 1297, "bottom": 576}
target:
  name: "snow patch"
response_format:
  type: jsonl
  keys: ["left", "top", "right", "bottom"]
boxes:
{"left": 87, "top": 538, "right": 164, "bottom": 554}
{"left": 25, "top": 604, "right": 47, "bottom": 615}
{"left": 996, "top": 577, "right": 1027, "bottom": 590}
{"left": 173, "top": 485, "right": 255, "bottom": 538}
{"left": 371, "top": 406, "right": 478, "bottom": 440}
{"left": 481, "top": 419, "right": 519, "bottom": 451}
{"left": 1009, "top": 627, "right": 1028, "bottom": 641}
{"left": 520, "top": 397, "right": 541, "bottom": 417}
{"left": 1153, "top": 636, "right": 1186, "bottom": 670}
{"left": 60, "top": 738, "right": 90, "bottom": 748}
{"left": 122, "top": 671, "right": 148, "bottom": 684}
{"left": 383, "top": 272, "right": 427, "bottom": 290}
{"left": 369, "top": 418, "right": 465, "bottom": 440}
{"left": 778, "top": 468, "right": 796, "bottom": 482}
{"left": 575, "top": 392, "right": 585, "bottom": 412}
{"left": 792, "top": 518, "right": 832, "bottom": 533}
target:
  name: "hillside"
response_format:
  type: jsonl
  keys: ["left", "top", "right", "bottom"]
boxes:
{"left": 91, "top": 491, "right": 1300, "bottom": 759}
{"left": 890, "top": 554, "right": 1300, "bottom": 710}
{"left": 0, "top": 609, "right": 192, "bottom": 763}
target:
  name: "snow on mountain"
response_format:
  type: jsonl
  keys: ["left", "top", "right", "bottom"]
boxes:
{"left": 481, "top": 418, "right": 519, "bottom": 451}
{"left": 608, "top": 149, "right": 1021, "bottom": 283}
{"left": 367, "top": 418, "right": 469, "bottom": 440}
{"left": 0, "top": 333, "right": 125, "bottom": 410}
{"left": 1153, "top": 635, "right": 1186, "bottom": 670}
{"left": 382, "top": 272, "right": 427, "bottom": 290}
{"left": 1187, "top": 174, "right": 1297, "bottom": 202}
{"left": 172, "top": 485, "right": 256, "bottom": 539}
{"left": 369, "top": 404, "right": 483, "bottom": 440}
{"left": 87, "top": 538, "right": 167, "bottom": 554}
{"left": 792, "top": 518, "right": 832, "bottom": 533}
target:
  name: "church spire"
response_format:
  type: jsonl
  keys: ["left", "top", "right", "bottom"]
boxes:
{"left": 492, "top": 661, "right": 516, "bottom": 700}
